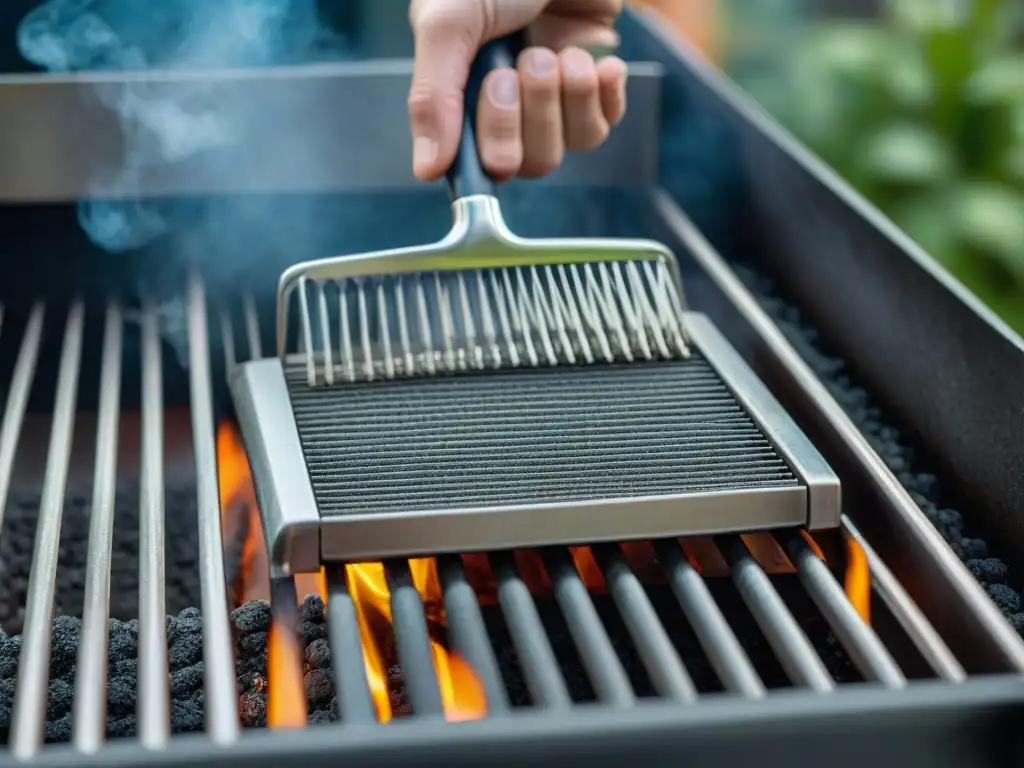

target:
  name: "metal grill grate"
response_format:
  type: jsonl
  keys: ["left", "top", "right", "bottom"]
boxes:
{"left": 0, "top": 280, "right": 985, "bottom": 762}
{"left": 286, "top": 357, "right": 800, "bottom": 517}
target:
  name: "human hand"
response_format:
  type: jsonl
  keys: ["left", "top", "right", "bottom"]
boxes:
{"left": 407, "top": 0, "right": 627, "bottom": 183}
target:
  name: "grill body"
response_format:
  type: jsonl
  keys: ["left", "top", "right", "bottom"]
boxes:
{"left": 231, "top": 312, "right": 839, "bottom": 566}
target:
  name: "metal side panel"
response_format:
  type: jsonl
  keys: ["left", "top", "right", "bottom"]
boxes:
{"left": 617, "top": 10, "right": 1024, "bottom": 560}
{"left": 0, "top": 61, "right": 660, "bottom": 202}
{"left": 229, "top": 357, "right": 320, "bottom": 576}
{"left": 13, "top": 677, "right": 1024, "bottom": 768}
{"left": 685, "top": 312, "right": 840, "bottom": 530}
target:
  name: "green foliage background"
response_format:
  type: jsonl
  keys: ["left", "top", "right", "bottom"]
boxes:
{"left": 722, "top": 0, "right": 1024, "bottom": 334}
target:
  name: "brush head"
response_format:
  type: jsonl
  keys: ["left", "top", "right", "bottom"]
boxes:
{"left": 277, "top": 194, "right": 691, "bottom": 386}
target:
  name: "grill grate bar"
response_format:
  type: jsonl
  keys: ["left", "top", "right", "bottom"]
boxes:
{"left": 325, "top": 566, "right": 379, "bottom": 724}
{"left": 841, "top": 516, "right": 966, "bottom": 683}
{"left": 0, "top": 303, "right": 44, "bottom": 531}
{"left": 489, "top": 552, "right": 574, "bottom": 710}
{"left": 591, "top": 544, "right": 698, "bottom": 703}
{"left": 385, "top": 560, "right": 446, "bottom": 717}
{"left": 437, "top": 555, "right": 511, "bottom": 713}
{"left": 654, "top": 538, "right": 767, "bottom": 698}
{"left": 10, "top": 300, "right": 85, "bottom": 759}
{"left": 72, "top": 302, "right": 125, "bottom": 753}
{"left": 541, "top": 548, "right": 636, "bottom": 708}
{"left": 783, "top": 533, "right": 907, "bottom": 688}
{"left": 186, "top": 274, "right": 241, "bottom": 744}
{"left": 716, "top": 535, "right": 835, "bottom": 693}
{"left": 138, "top": 302, "right": 171, "bottom": 747}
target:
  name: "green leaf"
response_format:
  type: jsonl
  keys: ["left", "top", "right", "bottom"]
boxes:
{"left": 884, "top": 47, "right": 934, "bottom": 108}
{"left": 1005, "top": 146, "right": 1024, "bottom": 180}
{"left": 954, "top": 183, "right": 1024, "bottom": 276}
{"left": 803, "top": 23, "right": 896, "bottom": 81}
{"left": 860, "top": 123, "right": 955, "bottom": 185}
{"left": 887, "top": 0, "right": 973, "bottom": 33}
{"left": 965, "top": 56, "right": 1024, "bottom": 105}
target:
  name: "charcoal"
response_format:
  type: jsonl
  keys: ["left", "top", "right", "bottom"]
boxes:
{"left": 0, "top": 596, "right": 336, "bottom": 746}
{"left": 730, "top": 262, "right": 1023, "bottom": 636}
{"left": 0, "top": 482, "right": 203, "bottom": 635}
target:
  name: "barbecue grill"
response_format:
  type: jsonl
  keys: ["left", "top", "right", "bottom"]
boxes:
{"left": 0, "top": 4, "right": 1023, "bottom": 768}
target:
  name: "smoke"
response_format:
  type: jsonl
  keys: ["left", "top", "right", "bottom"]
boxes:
{"left": 15, "top": 0, "right": 351, "bottom": 362}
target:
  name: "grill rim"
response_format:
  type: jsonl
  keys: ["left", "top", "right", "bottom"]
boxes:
{"left": 16, "top": 676, "right": 1024, "bottom": 768}
{"left": 231, "top": 311, "right": 839, "bottom": 566}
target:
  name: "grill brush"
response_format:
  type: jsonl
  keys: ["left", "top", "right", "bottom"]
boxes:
{"left": 229, "top": 36, "right": 840, "bottom": 571}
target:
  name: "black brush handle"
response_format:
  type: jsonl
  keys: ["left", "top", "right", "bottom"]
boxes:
{"left": 445, "top": 33, "right": 526, "bottom": 201}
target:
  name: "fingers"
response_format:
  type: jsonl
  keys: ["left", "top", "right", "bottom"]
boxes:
{"left": 476, "top": 68, "right": 523, "bottom": 182}
{"left": 407, "top": 7, "right": 479, "bottom": 181}
{"left": 596, "top": 55, "right": 627, "bottom": 128}
{"left": 475, "top": 48, "right": 627, "bottom": 179}
{"left": 407, "top": 0, "right": 553, "bottom": 182}
{"left": 518, "top": 47, "right": 563, "bottom": 178}
{"left": 559, "top": 47, "right": 607, "bottom": 152}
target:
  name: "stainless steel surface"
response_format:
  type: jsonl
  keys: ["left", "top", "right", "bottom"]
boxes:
{"left": 0, "top": 303, "right": 44, "bottom": 531}
{"left": 10, "top": 300, "right": 85, "bottom": 759}
{"left": 654, "top": 539, "right": 766, "bottom": 698}
{"left": 437, "top": 555, "right": 511, "bottom": 713}
{"left": 318, "top": 487, "right": 804, "bottom": 564}
{"left": 786, "top": 534, "right": 906, "bottom": 688}
{"left": 685, "top": 314, "right": 841, "bottom": 531}
{"left": 72, "top": 303, "right": 123, "bottom": 754}
{"left": 490, "top": 552, "right": 573, "bottom": 710}
{"left": 0, "top": 62, "right": 661, "bottom": 203}
{"left": 185, "top": 274, "right": 241, "bottom": 746}
{"left": 138, "top": 302, "right": 170, "bottom": 748}
{"left": 229, "top": 359, "right": 320, "bottom": 576}
{"left": 277, "top": 194, "right": 690, "bottom": 381}
{"left": 648, "top": 190, "right": 1024, "bottom": 673}
{"left": 385, "top": 561, "right": 446, "bottom": 718}
{"left": 716, "top": 535, "right": 834, "bottom": 693}
{"left": 324, "top": 566, "right": 379, "bottom": 725}
{"left": 541, "top": 548, "right": 636, "bottom": 708}
{"left": 841, "top": 516, "right": 966, "bottom": 683}
{"left": 591, "top": 543, "right": 698, "bottom": 703}
{"left": 239, "top": 311, "right": 837, "bottom": 564}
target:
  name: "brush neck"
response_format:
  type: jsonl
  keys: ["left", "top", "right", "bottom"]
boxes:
{"left": 450, "top": 194, "right": 510, "bottom": 243}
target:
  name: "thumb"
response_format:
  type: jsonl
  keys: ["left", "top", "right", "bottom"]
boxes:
{"left": 407, "top": 0, "right": 547, "bottom": 181}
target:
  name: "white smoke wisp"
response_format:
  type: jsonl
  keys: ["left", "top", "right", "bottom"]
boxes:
{"left": 16, "top": 0, "right": 350, "bottom": 363}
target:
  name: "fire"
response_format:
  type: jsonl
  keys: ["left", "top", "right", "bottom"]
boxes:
{"left": 215, "top": 419, "right": 872, "bottom": 726}
{"left": 802, "top": 530, "right": 872, "bottom": 625}
{"left": 844, "top": 535, "right": 871, "bottom": 625}
{"left": 215, "top": 421, "right": 488, "bottom": 726}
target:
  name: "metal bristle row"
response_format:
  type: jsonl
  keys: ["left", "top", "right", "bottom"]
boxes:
{"left": 291, "top": 259, "right": 691, "bottom": 387}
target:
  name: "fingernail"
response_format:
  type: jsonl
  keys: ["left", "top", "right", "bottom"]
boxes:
{"left": 488, "top": 70, "right": 519, "bottom": 108}
{"left": 528, "top": 48, "right": 557, "bottom": 77}
{"left": 561, "top": 48, "right": 593, "bottom": 77}
{"left": 413, "top": 136, "right": 438, "bottom": 169}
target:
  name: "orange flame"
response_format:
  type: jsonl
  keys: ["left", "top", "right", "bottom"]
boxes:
{"left": 216, "top": 421, "right": 488, "bottom": 725}
{"left": 844, "top": 535, "right": 871, "bottom": 625}
{"left": 802, "top": 529, "right": 871, "bottom": 625}
{"left": 266, "top": 593, "right": 307, "bottom": 729}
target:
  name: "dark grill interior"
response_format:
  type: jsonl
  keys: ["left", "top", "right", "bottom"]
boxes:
{"left": 286, "top": 356, "right": 800, "bottom": 516}
{"left": 730, "top": 263, "right": 1024, "bottom": 634}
